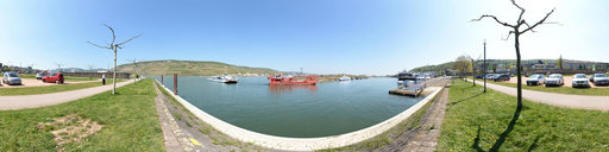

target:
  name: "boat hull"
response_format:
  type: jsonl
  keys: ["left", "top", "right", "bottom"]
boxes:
{"left": 268, "top": 81, "right": 316, "bottom": 85}
{"left": 267, "top": 75, "right": 318, "bottom": 85}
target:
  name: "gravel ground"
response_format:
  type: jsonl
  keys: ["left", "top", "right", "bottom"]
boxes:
{"left": 0, "top": 78, "right": 99, "bottom": 88}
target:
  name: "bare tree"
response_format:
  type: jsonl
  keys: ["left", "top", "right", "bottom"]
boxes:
{"left": 472, "top": 0, "right": 556, "bottom": 110}
{"left": 88, "top": 24, "right": 141, "bottom": 95}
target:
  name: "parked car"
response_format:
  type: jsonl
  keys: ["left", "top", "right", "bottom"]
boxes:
{"left": 485, "top": 74, "right": 497, "bottom": 80}
{"left": 493, "top": 74, "right": 510, "bottom": 82}
{"left": 35, "top": 71, "right": 48, "bottom": 80}
{"left": 571, "top": 74, "right": 590, "bottom": 88}
{"left": 526, "top": 74, "right": 545, "bottom": 86}
{"left": 2, "top": 72, "right": 22, "bottom": 85}
{"left": 42, "top": 72, "right": 64, "bottom": 84}
{"left": 545, "top": 74, "right": 564, "bottom": 87}
{"left": 475, "top": 75, "right": 485, "bottom": 79}
{"left": 590, "top": 73, "right": 609, "bottom": 86}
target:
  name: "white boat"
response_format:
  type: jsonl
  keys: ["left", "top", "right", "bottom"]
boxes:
{"left": 339, "top": 75, "right": 352, "bottom": 81}
{"left": 209, "top": 74, "right": 238, "bottom": 83}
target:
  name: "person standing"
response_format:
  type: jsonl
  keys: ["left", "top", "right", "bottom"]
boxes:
{"left": 102, "top": 74, "right": 106, "bottom": 85}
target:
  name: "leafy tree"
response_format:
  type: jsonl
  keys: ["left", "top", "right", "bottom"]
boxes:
{"left": 454, "top": 55, "right": 473, "bottom": 79}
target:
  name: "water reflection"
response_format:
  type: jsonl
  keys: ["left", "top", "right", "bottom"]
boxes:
{"left": 268, "top": 85, "right": 318, "bottom": 94}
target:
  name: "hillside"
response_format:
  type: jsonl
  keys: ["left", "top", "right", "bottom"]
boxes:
{"left": 117, "top": 60, "right": 278, "bottom": 76}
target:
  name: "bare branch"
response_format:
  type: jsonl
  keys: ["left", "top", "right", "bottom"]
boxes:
{"left": 471, "top": 15, "right": 514, "bottom": 28}
{"left": 522, "top": 21, "right": 536, "bottom": 32}
{"left": 521, "top": 8, "right": 556, "bottom": 34}
{"left": 103, "top": 24, "right": 116, "bottom": 44}
{"left": 117, "top": 34, "right": 142, "bottom": 46}
{"left": 511, "top": 0, "right": 526, "bottom": 22}
{"left": 87, "top": 41, "right": 111, "bottom": 49}
{"left": 502, "top": 31, "right": 515, "bottom": 41}
{"left": 543, "top": 21, "right": 562, "bottom": 26}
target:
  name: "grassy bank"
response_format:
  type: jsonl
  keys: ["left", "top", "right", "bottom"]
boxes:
{"left": 0, "top": 80, "right": 120, "bottom": 96}
{"left": 437, "top": 79, "right": 609, "bottom": 151}
{"left": 0, "top": 79, "right": 164, "bottom": 151}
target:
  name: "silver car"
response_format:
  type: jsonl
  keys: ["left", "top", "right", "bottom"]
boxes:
{"left": 591, "top": 73, "right": 609, "bottom": 86}
{"left": 2, "top": 72, "right": 22, "bottom": 85}
{"left": 545, "top": 74, "right": 564, "bottom": 87}
{"left": 526, "top": 74, "right": 545, "bottom": 86}
{"left": 571, "top": 74, "right": 590, "bottom": 88}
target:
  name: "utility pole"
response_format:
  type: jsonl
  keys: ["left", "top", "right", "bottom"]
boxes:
{"left": 483, "top": 40, "right": 487, "bottom": 93}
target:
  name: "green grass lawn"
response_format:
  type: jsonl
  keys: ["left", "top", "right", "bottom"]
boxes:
{"left": 437, "top": 79, "right": 609, "bottom": 151}
{"left": 0, "top": 79, "right": 122, "bottom": 96}
{"left": 0, "top": 79, "right": 164, "bottom": 151}
{"left": 64, "top": 76, "right": 100, "bottom": 82}
{"left": 19, "top": 74, "right": 36, "bottom": 79}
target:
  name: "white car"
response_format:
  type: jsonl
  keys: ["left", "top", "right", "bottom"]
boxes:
{"left": 2, "top": 72, "right": 22, "bottom": 85}
{"left": 526, "top": 74, "right": 545, "bottom": 86}
{"left": 35, "top": 71, "right": 48, "bottom": 80}
{"left": 545, "top": 74, "right": 564, "bottom": 87}
{"left": 571, "top": 74, "right": 590, "bottom": 88}
{"left": 591, "top": 73, "right": 609, "bottom": 86}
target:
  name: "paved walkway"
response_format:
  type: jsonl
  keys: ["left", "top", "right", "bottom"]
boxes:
{"left": 0, "top": 80, "right": 137, "bottom": 110}
{"left": 469, "top": 79, "right": 609, "bottom": 111}
{"left": 401, "top": 88, "right": 448, "bottom": 152}
{"left": 153, "top": 83, "right": 198, "bottom": 152}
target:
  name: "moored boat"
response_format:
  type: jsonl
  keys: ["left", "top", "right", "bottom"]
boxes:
{"left": 209, "top": 74, "right": 238, "bottom": 83}
{"left": 268, "top": 74, "right": 317, "bottom": 85}
{"left": 339, "top": 75, "right": 352, "bottom": 81}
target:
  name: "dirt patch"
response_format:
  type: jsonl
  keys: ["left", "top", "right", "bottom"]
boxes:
{"left": 37, "top": 114, "right": 103, "bottom": 151}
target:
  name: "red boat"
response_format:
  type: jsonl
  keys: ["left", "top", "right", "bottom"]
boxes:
{"left": 268, "top": 75, "right": 317, "bottom": 85}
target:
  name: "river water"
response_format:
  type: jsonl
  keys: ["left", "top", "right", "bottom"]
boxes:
{"left": 157, "top": 76, "right": 424, "bottom": 138}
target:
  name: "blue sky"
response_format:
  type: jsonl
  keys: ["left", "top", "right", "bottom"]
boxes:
{"left": 1, "top": 0, "right": 608, "bottom": 75}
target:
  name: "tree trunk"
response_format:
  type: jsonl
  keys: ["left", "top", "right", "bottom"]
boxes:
{"left": 484, "top": 41, "right": 487, "bottom": 93}
{"left": 113, "top": 46, "right": 117, "bottom": 95}
{"left": 514, "top": 32, "right": 523, "bottom": 109}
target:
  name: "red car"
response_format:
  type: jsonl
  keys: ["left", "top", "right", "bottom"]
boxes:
{"left": 42, "top": 72, "right": 64, "bottom": 84}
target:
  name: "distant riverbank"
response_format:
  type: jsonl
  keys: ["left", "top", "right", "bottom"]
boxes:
{"left": 318, "top": 74, "right": 370, "bottom": 83}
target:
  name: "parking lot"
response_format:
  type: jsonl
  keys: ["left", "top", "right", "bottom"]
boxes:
{"left": 0, "top": 77, "right": 99, "bottom": 88}
{"left": 506, "top": 76, "right": 609, "bottom": 88}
